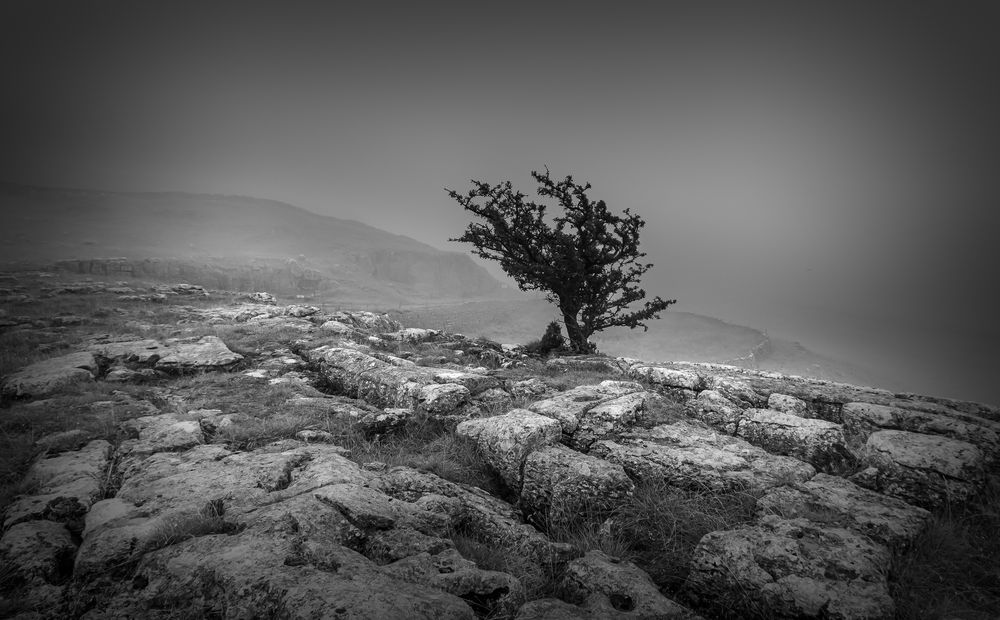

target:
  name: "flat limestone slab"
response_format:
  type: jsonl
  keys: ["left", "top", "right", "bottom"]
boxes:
{"left": 456, "top": 409, "right": 562, "bottom": 489}
{"left": 737, "top": 409, "right": 856, "bottom": 474}
{"left": 154, "top": 335, "right": 243, "bottom": 371}
{"left": 590, "top": 422, "right": 815, "bottom": 494}
{"left": 685, "top": 515, "right": 894, "bottom": 619}
{"left": 851, "top": 429, "right": 985, "bottom": 508}
{"left": 756, "top": 473, "right": 931, "bottom": 548}
{"left": 1, "top": 351, "right": 98, "bottom": 397}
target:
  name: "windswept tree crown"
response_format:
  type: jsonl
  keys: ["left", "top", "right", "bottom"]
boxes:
{"left": 447, "top": 168, "right": 675, "bottom": 353}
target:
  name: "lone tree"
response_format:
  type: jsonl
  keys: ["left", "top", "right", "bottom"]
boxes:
{"left": 447, "top": 169, "right": 675, "bottom": 353}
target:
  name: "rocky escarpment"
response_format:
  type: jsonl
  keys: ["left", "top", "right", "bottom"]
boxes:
{"left": 1, "top": 292, "right": 997, "bottom": 619}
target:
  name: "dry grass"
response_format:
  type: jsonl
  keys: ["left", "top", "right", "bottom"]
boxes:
{"left": 610, "top": 479, "right": 758, "bottom": 593}
{"left": 890, "top": 475, "right": 1000, "bottom": 620}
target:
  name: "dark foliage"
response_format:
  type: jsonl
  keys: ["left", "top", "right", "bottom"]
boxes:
{"left": 524, "top": 321, "right": 566, "bottom": 356}
{"left": 447, "top": 168, "right": 675, "bottom": 352}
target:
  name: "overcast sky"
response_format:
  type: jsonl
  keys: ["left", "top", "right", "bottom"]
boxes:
{"left": 2, "top": 1, "right": 998, "bottom": 402}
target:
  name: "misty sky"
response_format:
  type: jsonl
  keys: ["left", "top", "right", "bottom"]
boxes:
{"left": 2, "top": 1, "right": 998, "bottom": 402}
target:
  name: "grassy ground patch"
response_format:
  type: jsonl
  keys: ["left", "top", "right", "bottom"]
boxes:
{"left": 890, "top": 475, "right": 1000, "bottom": 620}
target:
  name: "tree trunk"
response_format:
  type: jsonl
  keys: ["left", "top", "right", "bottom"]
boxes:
{"left": 561, "top": 311, "right": 593, "bottom": 354}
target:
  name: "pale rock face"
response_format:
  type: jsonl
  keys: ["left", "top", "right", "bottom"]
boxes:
{"left": 842, "top": 401, "right": 1000, "bottom": 459}
{"left": 1, "top": 351, "right": 98, "bottom": 397}
{"left": 756, "top": 473, "right": 931, "bottom": 548}
{"left": 89, "top": 338, "right": 170, "bottom": 364}
{"left": 319, "top": 319, "right": 354, "bottom": 334}
{"left": 851, "top": 430, "right": 985, "bottom": 508}
{"left": 385, "top": 327, "right": 440, "bottom": 342}
{"left": 684, "top": 515, "right": 895, "bottom": 620}
{"left": 285, "top": 304, "right": 319, "bottom": 317}
{"left": 590, "top": 422, "right": 815, "bottom": 494}
{"left": 737, "top": 409, "right": 856, "bottom": 474}
{"left": 630, "top": 366, "right": 702, "bottom": 390}
{"left": 247, "top": 291, "right": 277, "bottom": 304}
{"left": 154, "top": 335, "right": 243, "bottom": 371}
{"left": 571, "top": 390, "right": 666, "bottom": 450}
{"left": 704, "top": 375, "right": 764, "bottom": 406}
{"left": 528, "top": 381, "right": 644, "bottom": 434}
{"left": 104, "top": 528, "right": 479, "bottom": 619}
{"left": 0, "top": 520, "right": 76, "bottom": 606}
{"left": 433, "top": 370, "right": 499, "bottom": 395}
{"left": 519, "top": 444, "right": 634, "bottom": 529}
{"left": 508, "top": 377, "right": 554, "bottom": 399}
{"left": 119, "top": 412, "right": 206, "bottom": 460}
{"left": 418, "top": 383, "right": 471, "bottom": 413}
{"left": 3, "top": 440, "right": 111, "bottom": 530}
{"left": 767, "top": 393, "right": 809, "bottom": 416}
{"left": 382, "top": 549, "right": 524, "bottom": 615}
{"left": 561, "top": 550, "right": 703, "bottom": 619}
{"left": 689, "top": 389, "right": 742, "bottom": 433}
{"left": 456, "top": 409, "right": 563, "bottom": 489}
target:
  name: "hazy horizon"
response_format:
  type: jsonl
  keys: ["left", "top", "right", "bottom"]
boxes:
{"left": 3, "top": 1, "right": 998, "bottom": 404}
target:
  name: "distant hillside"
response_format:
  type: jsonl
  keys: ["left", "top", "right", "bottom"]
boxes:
{"left": 0, "top": 183, "right": 501, "bottom": 300}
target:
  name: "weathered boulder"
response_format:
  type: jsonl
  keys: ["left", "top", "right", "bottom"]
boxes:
{"left": 851, "top": 430, "right": 985, "bottom": 508}
{"left": 528, "top": 381, "right": 644, "bottom": 435}
{"left": 570, "top": 390, "right": 668, "bottom": 450}
{"left": 319, "top": 319, "right": 354, "bottom": 334}
{"left": 703, "top": 375, "right": 765, "bottom": 407}
{"left": 328, "top": 310, "right": 402, "bottom": 333}
{"left": 756, "top": 473, "right": 931, "bottom": 548}
{"left": 433, "top": 370, "right": 499, "bottom": 395}
{"left": 629, "top": 365, "right": 702, "bottom": 390}
{"left": 842, "top": 402, "right": 1000, "bottom": 459}
{"left": 1, "top": 351, "right": 97, "bottom": 397}
{"left": 3, "top": 440, "right": 112, "bottom": 530}
{"left": 89, "top": 338, "right": 170, "bottom": 364}
{"left": 736, "top": 409, "right": 856, "bottom": 474}
{"left": 767, "top": 393, "right": 809, "bottom": 416}
{"left": 382, "top": 548, "right": 524, "bottom": 616}
{"left": 75, "top": 443, "right": 372, "bottom": 577}
{"left": 590, "top": 422, "right": 815, "bottom": 494}
{"left": 385, "top": 327, "right": 440, "bottom": 342}
{"left": 561, "top": 550, "right": 703, "bottom": 619}
{"left": 684, "top": 515, "right": 894, "bottom": 619}
{"left": 374, "top": 467, "right": 575, "bottom": 565}
{"left": 687, "top": 389, "right": 742, "bottom": 434}
{"left": 285, "top": 304, "right": 319, "bottom": 317}
{"left": 97, "top": 527, "right": 478, "bottom": 619}
{"left": 508, "top": 378, "right": 555, "bottom": 400}
{"left": 0, "top": 520, "right": 76, "bottom": 608}
{"left": 456, "top": 409, "right": 562, "bottom": 489}
{"left": 519, "top": 444, "right": 634, "bottom": 529}
{"left": 119, "top": 412, "right": 205, "bottom": 459}
{"left": 417, "top": 383, "right": 470, "bottom": 414}
{"left": 305, "top": 345, "right": 435, "bottom": 407}
{"left": 154, "top": 335, "right": 243, "bottom": 371}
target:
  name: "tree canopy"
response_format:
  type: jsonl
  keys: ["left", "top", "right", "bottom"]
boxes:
{"left": 447, "top": 168, "right": 675, "bottom": 353}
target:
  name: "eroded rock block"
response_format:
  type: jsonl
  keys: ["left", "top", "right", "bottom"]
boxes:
{"left": 756, "top": 473, "right": 931, "bottom": 548}
{"left": 456, "top": 409, "right": 562, "bottom": 489}
{"left": 737, "top": 409, "right": 855, "bottom": 474}
{"left": 3, "top": 439, "right": 111, "bottom": 530}
{"left": 842, "top": 402, "right": 1000, "bottom": 460}
{"left": 561, "top": 550, "right": 703, "bottom": 619}
{"left": 851, "top": 430, "right": 985, "bottom": 508}
{"left": 418, "top": 383, "right": 470, "bottom": 414}
{"left": 1, "top": 351, "right": 98, "bottom": 397}
{"left": 687, "top": 389, "right": 742, "bottom": 434}
{"left": 528, "top": 381, "right": 644, "bottom": 434}
{"left": 684, "top": 515, "right": 894, "bottom": 619}
{"left": 154, "top": 335, "right": 243, "bottom": 371}
{"left": 590, "top": 422, "right": 815, "bottom": 494}
{"left": 519, "top": 445, "right": 633, "bottom": 529}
